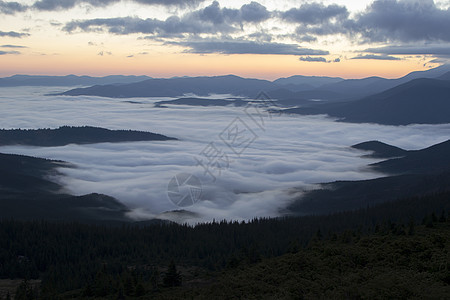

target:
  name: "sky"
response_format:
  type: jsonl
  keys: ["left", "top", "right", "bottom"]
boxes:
{"left": 1, "top": 0, "right": 450, "bottom": 79}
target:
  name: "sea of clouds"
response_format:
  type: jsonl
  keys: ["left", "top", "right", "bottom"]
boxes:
{"left": 1, "top": 86, "right": 449, "bottom": 223}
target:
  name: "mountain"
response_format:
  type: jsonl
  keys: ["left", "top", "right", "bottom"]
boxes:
{"left": 0, "top": 126, "right": 176, "bottom": 146}
{"left": 58, "top": 75, "right": 279, "bottom": 98}
{"left": 372, "top": 139, "right": 450, "bottom": 175}
{"left": 312, "top": 64, "right": 450, "bottom": 100}
{"left": 283, "top": 78, "right": 450, "bottom": 125}
{"left": 154, "top": 97, "right": 250, "bottom": 107}
{"left": 352, "top": 141, "right": 408, "bottom": 158}
{"left": 273, "top": 75, "right": 343, "bottom": 91}
{"left": 0, "top": 152, "right": 131, "bottom": 222}
{"left": 289, "top": 139, "right": 450, "bottom": 215}
{"left": 0, "top": 75, "right": 151, "bottom": 87}
{"left": 438, "top": 71, "right": 450, "bottom": 81}
{"left": 289, "top": 172, "right": 450, "bottom": 215}
{"left": 50, "top": 65, "right": 450, "bottom": 103}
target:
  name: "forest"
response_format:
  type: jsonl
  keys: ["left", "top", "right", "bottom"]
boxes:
{"left": 0, "top": 191, "right": 449, "bottom": 299}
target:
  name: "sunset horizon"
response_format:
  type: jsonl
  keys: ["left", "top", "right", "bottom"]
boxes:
{"left": 2, "top": 0, "right": 450, "bottom": 80}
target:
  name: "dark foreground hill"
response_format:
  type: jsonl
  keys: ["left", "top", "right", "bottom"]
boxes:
{"left": 1, "top": 194, "right": 448, "bottom": 299}
{"left": 283, "top": 78, "right": 450, "bottom": 125}
{"left": 0, "top": 126, "right": 176, "bottom": 147}
{"left": 0, "top": 152, "right": 131, "bottom": 222}
{"left": 160, "top": 219, "right": 450, "bottom": 299}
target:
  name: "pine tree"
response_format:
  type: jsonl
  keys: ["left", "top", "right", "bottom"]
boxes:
{"left": 163, "top": 261, "right": 182, "bottom": 287}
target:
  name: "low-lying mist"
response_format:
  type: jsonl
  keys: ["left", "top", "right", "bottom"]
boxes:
{"left": 1, "top": 87, "right": 449, "bottom": 223}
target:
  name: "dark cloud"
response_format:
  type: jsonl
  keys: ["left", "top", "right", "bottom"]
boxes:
{"left": 64, "top": 15, "right": 234, "bottom": 35}
{"left": 282, "top": 3, "right": 348, "bottom": 25}
{"left": 0, "top": 1, "right": 27, "bottom": 14}
{"left": 64, "top": 17, "right": 162, "bottom": 34}
{"left": 193, "top": 1, "right": 270, "bottom": 25}
{"left": 297, "top": 35, "right": 317, "bottom": 43}
{"left": 174, "top": 39, "right": 329, "bottom": 55}
{"left": 32, "top": 0, "right": 203, "bottom": 11}
{"left": 0, "top": 30, "right": 30, "bottom": 38}
{"left": 351, "top": 54, "right": 401, "bottom": 61}
{"left": 239, "top": 1, "right": 271, "bottom": 23}
{"left": 354, "top": 0, "right": 450, "bottom": 43}
{"left": 0, "top": 44, "right": 27, "bottom": 48}
{"left": 364, "top": 45, "right": 450, "bottom": 56}
{"left": 281, "top": 3, "right": 350, "bottom": 40}
{"left": 284, "top": 0, "right": 450, "bottom": 45}
{"left": 247, "top": 32, "right": 272, "bottom": 42}
{"left": 299, "top": 56, "right": 327, "bottom": 62}
{"left": 0, "top": 50, "right": 20, "bottom": 55}
{"left": 64, "top": 1, "right": 271, "bottom": 35}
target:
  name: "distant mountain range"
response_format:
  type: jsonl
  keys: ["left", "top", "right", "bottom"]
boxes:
{"left": 48, "top": 64, "right": 450, "bottom": 100}
{"left": 0, "top": 126, "right": 176, "bottom": 147}
{"left": 289, "top": 139, "right": 450, "bottom": 215}
{"left": 0, "top": 75, "right": 151, "bottom": 87}
{"left": 56, "top": 75, "right": 280, "bottom": 98}
{"left": 2, "top": 65, "right": 450, "bottom": 125}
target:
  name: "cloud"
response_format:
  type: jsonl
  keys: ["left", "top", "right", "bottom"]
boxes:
{"left": 238, "top": 1, "right": 271, "bottom": 23}
{"left": 2, "top": 87, "right": 450, "bottom": 223}
{"left": 0, "top": 50, "right": 20, "bottom": 55}
{"left": 299, "top": 56, "right": 327, "bottom": 62}
{"left": 299, "top": 56, "right": 341, "bottom": 63}
{"left": 0, "top": 44, "right": 26, "bottom": 48}
{"left": 97, "top": 50, "right": 112, "bottom": 56}
{"left": 281, "top": 0, "right": 450, "bottom": 46}
{"left": 353, "top": 0, "right": 450, "bottom": 43}
{"left": 174, "top": 39, "right": 329, "bottom": 55}
{"left": 0, "top": 30, "right": 30, "bottom": 38}
{"left": 64, "top": 1, "right": 271, "bottom": 36}
{"left": 351, "top": 54, "right": 401, "bottom": 60}
{"left": 281, "top": 3, "right": 348, "bottom": 25}
{"left": 364, "top": 44, "right": 450, "bottom": 56}
{"left": 0, "top": 0, "right": 27, "bottom": 14}
{"left": 32, "top": 0, "right": 203, "bottom": 11}
{"left": 281, "top": 2, "right": 350, "bottom": 38}
{"left": 64, "top": 15, "right": 233, "bottom": 35}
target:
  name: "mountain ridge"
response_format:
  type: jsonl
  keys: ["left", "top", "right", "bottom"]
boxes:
{"left": 283, "top": 77, "right": 450, "bottom": 125}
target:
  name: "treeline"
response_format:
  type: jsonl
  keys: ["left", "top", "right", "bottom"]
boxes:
{"left": 0, "top": 191, "right": 449, "bottom": 298}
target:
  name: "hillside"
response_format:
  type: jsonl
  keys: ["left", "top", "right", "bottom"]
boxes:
{"left": 0, "top": 126, "right": 176, "bottom": 147}
{"left": 352, "top": 140, "right": 407, "bottom": 158}
{"left": 289, "top": 139, "right": 450, "bottom": 215}
{"left": 159, "top": 219, "right": 450, "bottom": 299}
{"left": 372, "top": 139, "right": 450, "bottom": 175}
{"left": 2, "top": 197, "right": 448, "bottom": 299}
{"left": 284, "top": 78, "right": 450, "bottom": 125}
{"left": 0, "top": 152, "right": 131, "bottom": 222}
